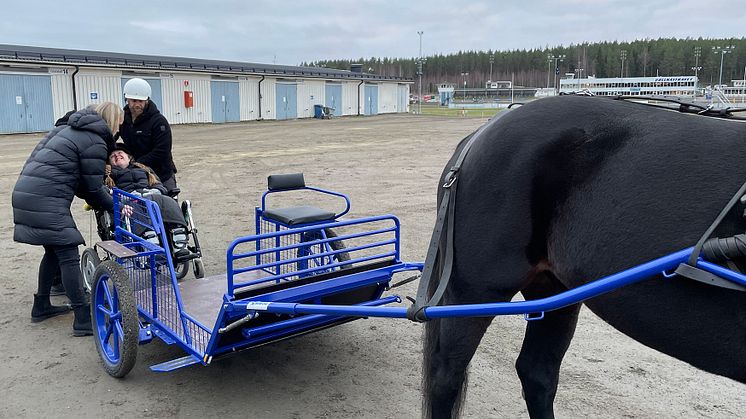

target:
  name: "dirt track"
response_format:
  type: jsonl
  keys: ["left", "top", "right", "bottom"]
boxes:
{"left": 1, "top": 114, "right": 744, "bottom": 418}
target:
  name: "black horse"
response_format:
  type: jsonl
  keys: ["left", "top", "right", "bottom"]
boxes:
{"left": 422, "top": 95, "right": 746, "bottom": 418}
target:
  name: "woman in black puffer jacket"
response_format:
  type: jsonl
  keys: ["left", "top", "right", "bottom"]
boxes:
{"left": 12, "top": 103, "right": 122, "bottom": 337}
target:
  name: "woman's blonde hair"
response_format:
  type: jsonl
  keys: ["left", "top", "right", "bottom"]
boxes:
{"left": 88, "top": 102, "right": 124, "bottom": 136}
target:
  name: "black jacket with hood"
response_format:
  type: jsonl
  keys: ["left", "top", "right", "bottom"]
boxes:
{"left": 119, "top": 100, "right": 176, "bottom": 183}
{"left": 12, "top": 108, "right": 115, "bottom": 246}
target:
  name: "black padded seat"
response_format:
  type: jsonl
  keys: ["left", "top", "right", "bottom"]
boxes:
{"left": 263, "top": 206, "right": 336, "bottom": 226}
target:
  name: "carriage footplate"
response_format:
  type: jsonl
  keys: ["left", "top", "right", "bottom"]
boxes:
{"left": 150, "top": 355, "right": 202, "bottom": 372}
{"left": 96, "top": 240, "right": 138, "bottom": 259}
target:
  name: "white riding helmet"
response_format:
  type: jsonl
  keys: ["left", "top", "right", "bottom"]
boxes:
{"left": 123, "top": 78, "right": 151, "bottom": 100}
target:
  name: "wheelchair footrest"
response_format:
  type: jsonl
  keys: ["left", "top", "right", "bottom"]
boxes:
{"left": 96, "top": 240, "right": 138, "bottom": 259}
{"left": 150, "top": 355, "right": 202, "bottom": 372}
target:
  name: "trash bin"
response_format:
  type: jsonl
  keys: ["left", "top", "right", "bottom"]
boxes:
{"left": 314, "top": 104, "right": 323, "bottom": 119}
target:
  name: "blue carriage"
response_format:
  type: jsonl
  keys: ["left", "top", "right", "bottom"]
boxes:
{"left": 91, "top": 169, "right": 746, "bottom": 378}
{"left": 90, "top": 173, "right": 423, "bottom": 377}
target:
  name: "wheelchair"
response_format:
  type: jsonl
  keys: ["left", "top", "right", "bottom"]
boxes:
{"left": 80, "top": 188, "right": 204, "bottom": 291}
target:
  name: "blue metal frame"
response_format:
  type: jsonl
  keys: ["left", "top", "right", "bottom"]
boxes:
{"left": 259, "top": 185, "right": 351, "bottom": 220}
{"left": 240, "top": 247, "right": 746, "bottom": 319}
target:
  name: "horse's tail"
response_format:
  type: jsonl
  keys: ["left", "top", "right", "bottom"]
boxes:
{"left": 422, "top": 135, "right": 474, "bottom": 419}
{"left": 421, "top": 253, "right": 468, "bottom": 418}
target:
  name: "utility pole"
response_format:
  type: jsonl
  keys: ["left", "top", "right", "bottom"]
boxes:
{"left": 487, "top": 54, "right": 494, "bottom": 101}
{"left": 620, "top": 50, "right": 627, "bottom": 78}
{"left": 547, "top": 54, "right": 565, "bottom": 95}
{"left": 692, "top": 46, "right": 702, "bottom": 94}
{"left": 712, "top": 45, "right": 735, "bottom": 88}
{"left": 417, "top": 31, "right": 424, "bottom": 115}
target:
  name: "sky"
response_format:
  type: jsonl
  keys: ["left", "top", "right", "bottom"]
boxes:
{"left": 2, "top": 0, "right": 744, "bottom": 66}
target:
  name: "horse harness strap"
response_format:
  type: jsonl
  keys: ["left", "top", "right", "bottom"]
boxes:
{"left": 677, "top": 177, "right": 746, "bottom": 292}
{"left": 406, "top": 110, "right": 512, "bottom": 322}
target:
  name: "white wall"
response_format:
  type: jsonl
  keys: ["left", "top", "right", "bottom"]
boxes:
{"left": 297, "top": 79, "right": 325, "bottom": 118}
{"left": 378, "top": 83, "right": 398, "bottom": 114}
{"left": 260, "top": 77, "right": 276, "bottom": 120}
{"left": 48, "top": 68, "right": 75, "bottom": 121}
{"left": 160, "top": 73, "right": 211, "bottom": 124}
{"left": 74, "top": 69, "right": 122, "bottom": 109}
{"left": 342, "top": 81, "right": 362, "bottom": 116}
{"left": 239, "top": 76, "right": 260, "bottom": 121}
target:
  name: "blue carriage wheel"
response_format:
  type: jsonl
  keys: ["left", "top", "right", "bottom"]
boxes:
{"left": 91, "top": 260, "right": 139, "bottom": 378}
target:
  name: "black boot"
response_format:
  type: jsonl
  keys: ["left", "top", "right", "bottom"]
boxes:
{"left": 72, "top": 304, "right": 93, "bottom": 337}
{"left": 31, "top": 294, "right": 71, "bottom": 322}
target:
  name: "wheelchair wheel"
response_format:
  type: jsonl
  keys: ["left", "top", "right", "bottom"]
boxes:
{"left": 80, "top": 248, "right": 101, "bottom": 292}
{"left": 174, "top": 261, "right": 189, "bottom": 280}
{"left": 91, "top": 261, "right": 138, "bottom": 378}
{"left": 193, "top": 258, "right": 205, "bottom": 279}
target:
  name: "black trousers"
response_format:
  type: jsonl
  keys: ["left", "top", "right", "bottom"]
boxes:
{"left": 38, "top": 245, "right": 87, "bottom": 307}
{"left": 162, "top": 174, "right": 177, "bottom": 194}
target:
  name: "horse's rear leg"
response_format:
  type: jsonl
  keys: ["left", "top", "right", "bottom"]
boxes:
{"left": 515, "top": 272, "right": 580, "bottom": 419}
{"left": 423, "top": 315, "right": 493, "bottom": 419}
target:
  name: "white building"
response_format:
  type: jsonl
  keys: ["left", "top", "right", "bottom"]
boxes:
{"left": 0, "top": 45, "right": 411, "bottom": 134}
{"left": 559, "top": 75, "right": 698, "bottom": 97}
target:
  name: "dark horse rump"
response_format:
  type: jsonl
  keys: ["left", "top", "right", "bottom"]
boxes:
{"left": 423, "top": 95, "right": 746, "bottom": 418}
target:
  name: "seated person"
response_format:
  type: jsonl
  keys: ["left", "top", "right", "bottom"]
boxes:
{"left": 107, "top": 143, "right": 190, "bottom": 257}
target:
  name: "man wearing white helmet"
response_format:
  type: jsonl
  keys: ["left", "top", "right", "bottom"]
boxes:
{"left": 119, "top": 78, "right": 178, "bottom": 191}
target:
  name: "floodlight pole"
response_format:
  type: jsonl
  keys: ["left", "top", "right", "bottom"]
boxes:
{"left": 713, "top": 45, "right": 735, "bottom": 88}
{"left": 547, "top": 54, "right": 565, "bottom": 95}
{"left": 417, "top": 31, "right": 424, "bottom": 115}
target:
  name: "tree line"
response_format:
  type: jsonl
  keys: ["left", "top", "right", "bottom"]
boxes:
{"left": 303, "top": 38, "right": 746, "bottom": 93}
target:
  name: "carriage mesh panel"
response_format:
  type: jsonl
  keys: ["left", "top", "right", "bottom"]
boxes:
{"left": 258, "top": 219, "right": 344, "bottom": 281}
{"left": 116, "top": 191, "right": 210, "bottom": 355}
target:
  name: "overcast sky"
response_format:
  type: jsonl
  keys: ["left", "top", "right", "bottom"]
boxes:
{"left": 2, "top": 1, "right": 743, "bottom": 66}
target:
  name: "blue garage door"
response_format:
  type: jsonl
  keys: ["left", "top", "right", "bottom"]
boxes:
{"left": 210, "top": 81, "right": 240, "bottom": 124}
{"left": 275, "top": 83, "right": 298, "bottom": 120}
{"left": 364, "top": 85, "right": 378, "bottom": 116}
{"left": 325, "top": 83, "right": 343, "bottom": 117}
{"left": 121, "top": 78, "right": 162, "bottom": 110}
{"left": 0, "top": 74, "right": 54, "bottom": 134}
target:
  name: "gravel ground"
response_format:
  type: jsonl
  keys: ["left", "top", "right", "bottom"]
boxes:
{"left": 1, "top": 114, "right": 743, "bottom": 418}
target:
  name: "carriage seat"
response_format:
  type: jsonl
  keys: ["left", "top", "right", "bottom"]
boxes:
{"left": 262, "top": 206, "right": 336, "bottom": 226}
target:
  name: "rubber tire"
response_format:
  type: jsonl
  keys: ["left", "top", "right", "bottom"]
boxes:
{"left": 91, "top": 261, "right": 139, "bottom": 378}
{"left": 193, "top": 258, "right": 205, "bottom": 279}
{"left": 80, "top": 248, "right": 101, "bottom": 292}
{"left": 174, "top": 260, "right": 189, "bottom": 280}
{"left": 324, "top": 228, "right": 352, "bottom": 269}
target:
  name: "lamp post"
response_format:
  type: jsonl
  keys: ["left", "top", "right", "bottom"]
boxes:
{"left": 712, "top": 45, "right": 735, "bottom": 88}
{"left": 461, "top": 72, "right": 469, "bottom": 102}
{"left": 620, "top": 50, "right": 627, "bottom": 78}
{"left": 547, "top": 54, "right": 565, "bottom": 95}
{"left": 487, "top": 54, "right": 494, "bottom": 101}
{"left": 575, "top": 66, "right": 584, "bottom": 91}
{"left": 417, "top": 31, "right": 424, "bottom": 114}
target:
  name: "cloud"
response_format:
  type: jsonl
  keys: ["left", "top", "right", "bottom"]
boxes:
{"left": 0, "top": 0, "right": 743, "bottom": 65}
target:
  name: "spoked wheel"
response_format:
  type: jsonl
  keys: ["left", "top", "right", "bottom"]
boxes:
{"left": 325, "top": 228, "right": 352, "bottom": 269}
{"left": 193, "top": 258, "right": 205, "bottom": 279}
{"left": 91, "top": 261, "right": 139, "bottom": 378}
{"left": 80, "top": 248, "right": 101, "bottom": 292}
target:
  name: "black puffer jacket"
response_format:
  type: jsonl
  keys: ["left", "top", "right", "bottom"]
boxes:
{"left": 109, "top": 163, "right": 167, "bottom": 194}
{"left": 120, "top": 100, "right": 176, "bottom": 183}
{"left": 13, "top": 109, "right": 115, "bottom": 246}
